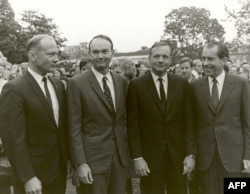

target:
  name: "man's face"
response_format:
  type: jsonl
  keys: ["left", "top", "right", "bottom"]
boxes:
{"left": 180, "top": 62, "right": 192, "bottom": 80}
{"left": 30, "top": 37, "right": 59, "bottom": 76}
{"left": 89, "top": 38, "right": 113, "bottom": 74}
{"left": 194, "top": 60, "right": 204, "bottom": 74}
{"left": 202, "top": 46, "right": 224, "bottom": 78}
{"left": 149, "top": 45, "right": 171, "bottom": 77}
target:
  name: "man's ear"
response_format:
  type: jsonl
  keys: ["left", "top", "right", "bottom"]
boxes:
{"left": 28, "top": 51, "right": 36, "bottom": 62}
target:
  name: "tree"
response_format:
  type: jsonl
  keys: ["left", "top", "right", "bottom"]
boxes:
{"left": 225, "top": 0, "right": 250, "bottom": 45}
{"left": 162, "top": 6, "right": 225, "bottom": 59}
{"left": 0, "top": 0, "right": 23, "bottom": 63}
{"left": 20, "top": 10, "right": 67, "bottom": 48}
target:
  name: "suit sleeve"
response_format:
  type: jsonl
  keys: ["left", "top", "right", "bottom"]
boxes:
{"left": 184, "top": 82, "right": 197, "bottom": 156}
{"left": 126, "top": 81, "right": 142, "bottom": 159}
{"left": 241, "top": 80, "right": 250, "bottom": 159}
{"left": 0, "top": 83, "right": 35, "bottom": 183}
{"left": 67, "top": 79, "right": 87, "bottom": 165}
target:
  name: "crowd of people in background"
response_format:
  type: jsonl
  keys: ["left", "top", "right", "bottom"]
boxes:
{"left": 0, "top": 34, "right": 250, "bottom": 194}
{"left": 1, "top": 48, "right": 249, "bottom": 88}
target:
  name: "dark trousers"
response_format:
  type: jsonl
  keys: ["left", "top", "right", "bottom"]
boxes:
{"left": 200, "top": 147, "right": 244, "bottom": 194}
{"left": 77, "top": 142, "right": 127, "bottom": 194}
{"left": 0, "top": 185, "right": 11, "bottom": 194}
{"left": 13, "top": 166, "right": 66, "bottom": 194}
{"left": 140, "top": 150, "right": 187, "bottom": 194}
{"left": 188, "top": 170, "right": 201, "bottom": 194}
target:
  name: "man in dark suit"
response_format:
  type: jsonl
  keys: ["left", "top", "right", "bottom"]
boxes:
{"left": 190, "top": 42, "right": 250, "bottom": 194}
{"left": 0, "top": 34, "right": 68, "bottom": 194}
{"left": 67, "top": 35, "right": 128, "bottom": 194}
{"left": 126, "top": 42, "right": 196, "bottom": 194}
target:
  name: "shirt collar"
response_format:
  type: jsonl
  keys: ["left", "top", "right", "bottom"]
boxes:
{"left": 208, "top": 70, "right": 225, "bottom": 85}
{"left": 92, "top": 67, "right": 112, "bottom": 83}
{"left": 28, "top": 67, "right": 44, "bottom": 83}
{"left": 151, "top": 71, "right": 168, "bottom": 83}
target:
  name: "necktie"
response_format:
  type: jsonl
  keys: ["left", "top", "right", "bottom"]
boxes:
{"left": 103, "top": 76, "right": 115, "bottom": 114}
{"left": 212, "top": 78, "right": 219, "bottom": 109}
{"left": 158, "top": 77, "right": 166, "bottom": 107}
{"left": 42, "top": 77, "right": 53, "bottom": 113}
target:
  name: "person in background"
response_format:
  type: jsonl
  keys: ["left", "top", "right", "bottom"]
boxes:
{"left": 193, "top": 59, "right": 204, "bottom": 79}
{"left": 237, "top": 66, "right": 249, "bottom": 81}
{"left": 229, "top": 65, "right": 237, "bottom": 75}
{"left": 111, "top": 58, "right": 136, "bottom": 81}
{"left": 79, "top": 58, "right": 92, "bottom": 74}
{"left": 126, "top": 41, "right": 196, "bottom": 194}
{"left": 179, "top": 57, "right": 196, "bottom": 83}
{"left": 173, "top": 63, "right": 182, "bottom": 76}
{"left": 67, "top": 34, "right": 129, "bottom": 194}
{"left": 0, "top": 34, "right": 69, "bottom": 194}
{"left": 111, "top": 57, "right": 137, "bottom": 193}
{"left": 240, "top": 62, "right": 250, "bottom": 72}
{"left": 20, "top": 62, "right": 29, "bottom": 73}
{"left": 0, "top": 62, "right": 8, "bottom": 93}
{"left": 190, "top": 42, "right": 250, "bottom": 194}
{"left": 225, "top": 59, "right": 233, "bottom": 70}
{"left": 53, "top": 68, "right": 62, "bottom": 78}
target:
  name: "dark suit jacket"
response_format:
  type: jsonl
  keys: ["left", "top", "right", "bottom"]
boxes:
{"left": 190, "top": 74, "right": 250, "bottom": 172}
{"left": 67, "top": 70, "right": 128, "bottom": 174}
{"left": 126, "top": 72, "right": 195, "bottom": 172}
{"left": 0, "top": 72, "right": 68, "bottom": 184}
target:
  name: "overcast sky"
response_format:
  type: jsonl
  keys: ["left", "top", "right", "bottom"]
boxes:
{"left": 9, "top": 0, "right": 240, "bottom": 52}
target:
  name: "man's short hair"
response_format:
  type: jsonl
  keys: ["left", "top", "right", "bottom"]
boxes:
{"left": 26, "top": 34, "right": 54, "bottom": 53}
{"left": 149, "top": 41, "right": 172, "bottom": 56}
{"left": 88, "top": 34, "right": 113, "bottom": 52}
{"left": 179, "top": 57, "right": 194, "bottom": 68}
{"left": 204, "top": 41, "right": 229, "bottom": 59}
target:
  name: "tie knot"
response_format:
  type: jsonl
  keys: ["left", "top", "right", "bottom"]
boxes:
{"left": 158, "top": 77, "right": 163, "bottom": 82}
{"left": 103, "top": 76, "right": 108, "bottom": 83}
{"left": 213, "top": 78, "right": 217, "bottom": 83}
{"left": 42, "top": 76, "right": 47, "bottom": 83}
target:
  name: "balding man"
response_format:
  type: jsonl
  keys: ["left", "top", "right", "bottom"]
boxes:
{"left": 0, "top": 34, "right": 68, "bottom": 194}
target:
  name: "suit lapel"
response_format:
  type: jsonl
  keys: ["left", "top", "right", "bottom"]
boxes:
{"left": 111, "top": 72, "right": 121, "bottom": 114}
{"left": 25, "top": 72, "right": 57, "bottom": 127}
{"left": 166, "top": 73, "right": 176, "bottom": 114}
{"left": 48, "top": 76, "right": 61, "bottom": 127}
{"left": 200, "top": 76, "right": 216, "bottom": 114}
{"left": 89, "top": 70, "right": 115, "bottom": 116}
{"left": 146, "top": 73, "right": 165, "bottom": 114}
{"left": 217, "top": 74, "right": 234, "bottom": 113}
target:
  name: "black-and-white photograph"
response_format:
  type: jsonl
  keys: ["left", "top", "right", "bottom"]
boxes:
{"left": 0, "top": 0, "right": 250, "bottom": 194}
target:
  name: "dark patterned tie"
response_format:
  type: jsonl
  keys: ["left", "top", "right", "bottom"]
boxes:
{"left": 212, "top": 78, "right": 219, "bottom": 109}
{"left": 103, "top": 76, "right": 115, "bottom": 114}
{"left": 42, "top": 77, "right": 53, "bottom": 113}
{"left": 158, "top": 77, "right": 166, "bottom": 108}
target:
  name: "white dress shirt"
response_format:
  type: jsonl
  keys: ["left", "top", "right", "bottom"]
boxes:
{"left": 92, "top": 67, "right": 116, "bottom": 111}
{"left": 208, "top": 70, "right": 225, "bottom": 100}
{"left": 28, "top": 68, "right": 59, "bottom": 126}
{"left": 151, "top": 71, "right": 168, "bottom": 101}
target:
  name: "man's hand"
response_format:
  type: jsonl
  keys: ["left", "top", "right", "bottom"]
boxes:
{"left": 24, "top": 177, "right": 42, "bottom": 194}
{"left": 242, "top": 160, "right": 250, "bottom": 173}
{"left": 183, "top": 155, "right": 195, "bottom": 181}
{"left": 77, "top": 163, "right": 93, "bottom": 184}
{"left": 134, "top": 158, "right": 150, "bottom": 177}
